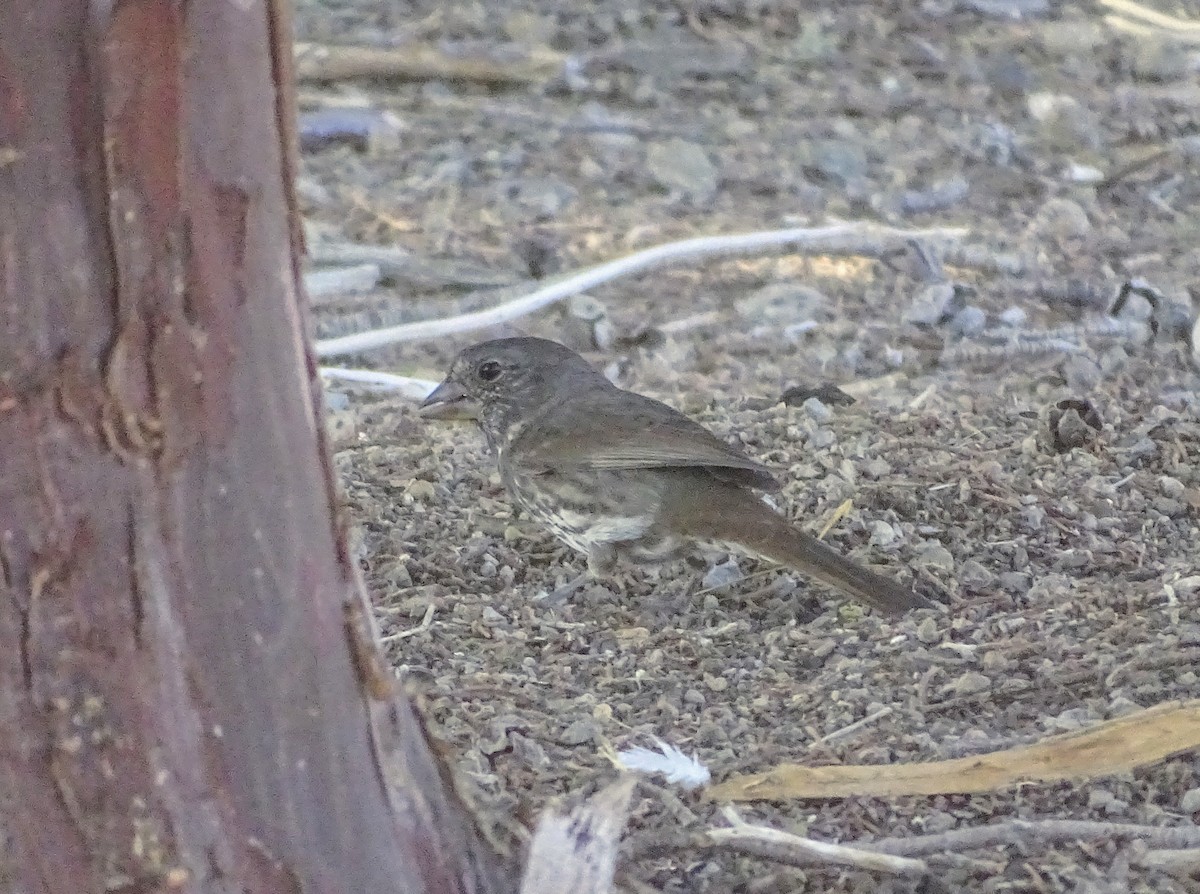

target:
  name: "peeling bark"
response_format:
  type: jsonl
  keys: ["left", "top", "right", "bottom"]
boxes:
{"left": 0, "top": 2, "right": 512, "bottom": 892}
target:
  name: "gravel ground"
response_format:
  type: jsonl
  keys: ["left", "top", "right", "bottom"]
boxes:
{"left": 300, "top": 1, "right": 1200, "bottom": 889}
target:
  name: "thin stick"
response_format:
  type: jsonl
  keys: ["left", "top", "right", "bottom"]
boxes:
{"left": 813, "top": 706, "right": 893, "bottom": 745}
{"left": 314, "top": 223, "right": 967, "bottom": 357}
{"left": 708, "top": 807, "right": 927, "bottom": 877}
{"left": 294, "top": 41, "right": 565, "bottom": 86}
{"left": 319, "top": 367, "right": 437, "bottom": 400}
{"left": 1100, "top": 0, "right": 1200, "bottom": 33}
{"left": 1133, "top": 848, "right": 1200, "bottom": 872}
{"left": 379, "top": 603, "right": 436, "bottom": 643}
{"left": 865, "top": 819, "right": 1200, "bottom": 856}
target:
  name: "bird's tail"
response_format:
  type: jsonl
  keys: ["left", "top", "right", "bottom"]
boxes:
{"left": 665, "top": 480, "right": 931, "bottom": 615}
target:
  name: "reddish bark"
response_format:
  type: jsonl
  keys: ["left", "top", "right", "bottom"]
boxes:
{"left": 0, "top": 2, "right": 511, "bottom": 891}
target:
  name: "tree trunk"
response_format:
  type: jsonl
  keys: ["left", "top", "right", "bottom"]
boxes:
{"left": 0, "top": 2, "right": 512, "bottom": 892}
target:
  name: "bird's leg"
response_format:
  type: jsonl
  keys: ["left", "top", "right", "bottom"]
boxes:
{"left": 544, "top": 571, "right": 589, "bottom": 603}
{"left": 544, "top": 544, "right": 618, "bottom": 603}
{"left": 586, "top": 544, "right": 619, "bottom": 578}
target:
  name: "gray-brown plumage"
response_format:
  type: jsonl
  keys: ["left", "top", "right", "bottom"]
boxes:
{"left": 422, "top": 336, "right": 930, "bottom": 614}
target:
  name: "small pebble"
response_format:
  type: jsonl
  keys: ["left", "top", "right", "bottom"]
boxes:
{"left": 809, "top": 428, "right": 837, "bottom": 449}
{"left": 950, "top": 306, "right": 987, "bottom": 337}
{"left": 949, "top": 671, "right": 991, "bottom": 696}
{"left": 406, "top": 480, "right": 436, "bottom": 502}
{"left": 869, "top": 520, "right": 898, "bottom": 548}
{"left": 904, "top": 282, "right": 961, "bottom": 326}
{"left": 801, "top": 397, "right": 833, "bottom": 424}
{"left": 916, "top": 616, "right": 941, "bottom": 644}
{"left": 998, "top": 306, "right": 1028, "bottom": 327}
{"left": 916, "top": 541, "right": 955, "bottom": 572}
{"left": 647, "top": 138, "right": 719, "bottom": 204}
{"left": 560, "top": 718, "right": 600, "bottom": 746}
{"left": 1159, "top": 476, "right": 1185, "bottom": 499}
{"left": 1181, "top": 788, "right": 1200, "bottom": 814}
{"left": 702, "top": 559, "right": 744, "bottom": 590}
{"left": 704, "top": 674, "right": 729, "bottom": 692}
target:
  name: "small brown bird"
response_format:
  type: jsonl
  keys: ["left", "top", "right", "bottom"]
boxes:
{"left": 422, "top": 337, "right": 930, "bottom": 614}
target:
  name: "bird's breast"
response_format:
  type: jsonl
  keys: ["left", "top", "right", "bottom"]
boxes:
{"left": 499, "top": 464, "right": 658, "bottom": 555}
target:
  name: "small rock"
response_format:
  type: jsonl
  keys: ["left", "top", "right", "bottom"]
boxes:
{"left": 950, "top": 305, "right": 988, "bottom": 337}
{"left": 801, "top": 397, "right": 833, "bottom": 424}
{"left": 1063, "top": 162, "right": 1104, "bottom": 184}
{"left": 509, "top": 732, "right": 551, "bottom": 769}
{"left": 864, "top": 459, "right": 891, "bottom": 479}
{"left": 1041, "top": 397, "right": 1103, "bottom": 453}
{"left": 808, "top": 428, "right": 837, "bottom": 450}
{"left": 560, "top": 718, "right": 600, "bottom": 746}
{"left": 1181, "top": 787, "right": 1200, "bottom": 814}
{"left": 959, "top": 559, "right": 995, "bottom": 588}
{"left": 800, "top": 138, "right": 868, "bottom": 186}
{"left": 382, "top": 561, "right": 413, "bottom": 589}
{"left": 1030, "top": 197, "right": 1092, "bottom": 243}
{"left": 1063, "top": 355, "right": 1103, "bottom": 392}
{"left": 904, "top": 282, "right": 963, "bottom": 326}
{"left": 949, "top": 671, "right": 991, "bottom": 696}
{"left": 781, "top": 383, "right": 855, "bottom": 407}
{"left": 869, "top": 520, "right": 898, "bottom": 548}
{"left": 916, "top": 541, "right": 955, "bottom": 572}
{"left": 702, "top": 558, "right": 743, "bottom": 590}
{"left": 920, "top": 810, "right": 958, "bottom": 834}
{"left": 1027, "top": 94, "right": 1103, "bottom": 152}
{"left": 1087, "top": 789, "right": 1118, "bottom": 812}
{"left": 916, "top": 616, "right": 941, "bottom": 644}
{"left": 562, "top": 293, "right": 616, "bottom": 350}
{"left": 1052, "top": 706, "right": 1095, "bottom": 731}
{"left": 646, "top": 138, "right": 719, "bottom": 204}
{"left": 735, "top": 283, "right": 825, "bottom": 325}
{"left": 998, "top": 571, "right": 1031, "bottom": 593}
{"left": 704, "top": 674, "right": 729, "bottom": 692}
{"left": 900, "top": 175, "right": 970, "bottom": 215}
{"left": 406, "top": 480, "right": 436, "bottom": 502}
{"left": 1020, "top": 505, "right": 1046, "bottom": 531}
{"left": 503, "top": 176, "right": 578, "bottom": 219}
{"left": 981, "top": 650, "right": 1009, "bottom": 673}
{"left": 1129, "top": 38, "right": 1190, "bottom": 82}
{"left": 1159, "top": 476, "right": 1185, "bottom": 499}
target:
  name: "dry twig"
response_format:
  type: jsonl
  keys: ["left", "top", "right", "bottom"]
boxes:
{"left": 319, "top": 367, "right": 437, "bottom": 400}
{"left": 866, "top": 819, "right": 1200, "bottom": 856}
{"left": 1101, "top": 0, "right": 1200, "bottom": 42}
{"left": 710, "top": 699, "right": 1200, "bottom": 801}
{"left": 706, "top": 807, "right": 927, "bottom": 877}
{"left": 294, "top": 41, "right": 565, "bottom": 85}
{"left": 315, "top": 223, "right": 968, "bottom": 357}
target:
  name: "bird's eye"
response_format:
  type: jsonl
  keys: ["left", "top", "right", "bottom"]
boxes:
{"left": 476, "top": 359, "right": 503, "bottom": 382}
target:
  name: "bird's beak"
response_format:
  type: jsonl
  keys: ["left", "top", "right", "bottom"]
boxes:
{"left": 419, "top": 379, "right": 477, "bottom": 420}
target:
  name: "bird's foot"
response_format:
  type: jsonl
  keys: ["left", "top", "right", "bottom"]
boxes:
{"left": 541, "top": 571, "right": 590, "bottom": 604}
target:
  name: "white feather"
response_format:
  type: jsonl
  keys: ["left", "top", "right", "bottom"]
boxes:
{"left": 617, "top": 738, "right": 711, "bottom": 791}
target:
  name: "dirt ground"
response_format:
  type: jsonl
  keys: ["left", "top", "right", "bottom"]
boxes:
{"left": 295, "top": 1, "right": 1200, "bottom": 890}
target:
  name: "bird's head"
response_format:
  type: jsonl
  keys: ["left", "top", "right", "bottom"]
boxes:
{"left": 421, "top": 337, "right": 602, "bottom": 437}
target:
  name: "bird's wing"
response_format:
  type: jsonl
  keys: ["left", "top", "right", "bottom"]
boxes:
{"left": 512, "top": 388, "right": 781, "bottom": 491}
